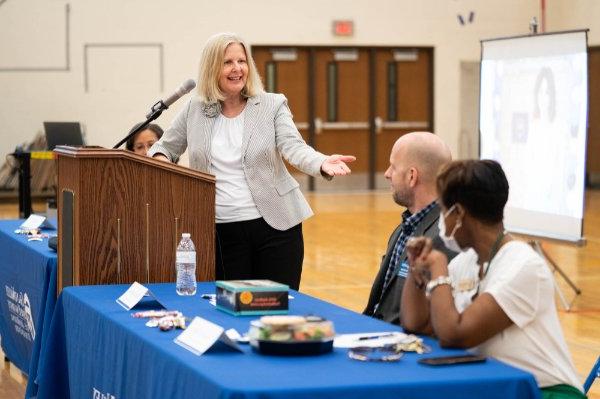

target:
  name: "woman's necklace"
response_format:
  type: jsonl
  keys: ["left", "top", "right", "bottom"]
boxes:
{"left": 481, "top": 230, "right": 508, "bottom": 280}
{"left": 471, "top": 230, "right": 509, "bottom": 300}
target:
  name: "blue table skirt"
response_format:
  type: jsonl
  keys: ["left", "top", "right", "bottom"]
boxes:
{"left": 0, "top": 219, "right": 57, "bottom": 397}
{"left": 35, "top": 282, "right": 540, "bottom": 399}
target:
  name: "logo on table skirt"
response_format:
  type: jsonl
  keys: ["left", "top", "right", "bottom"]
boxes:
{"left": 92, "top": 388, "right": 116, "bottom": 399}
{"left": 4, "top": 285, "right": 35, "bottom": 342}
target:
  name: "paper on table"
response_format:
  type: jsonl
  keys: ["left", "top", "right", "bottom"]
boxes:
{"left": 225, "top": 328, "right": 242, "bottom": 341}
{"left": 174, "top": 317, "right": 243, "bottom": 355}
{"left": 115, "top": 282, "right": 165, "bottom": 311}
{"left": 333, "top": 331, "right": 407, "bottom": 348}
{"left": 20, "top": 214, "right": 55, "bottom": 230}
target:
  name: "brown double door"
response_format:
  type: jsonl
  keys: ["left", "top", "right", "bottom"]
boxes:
{"left": 253, "top": 46, "right": 433, "bottom": 191}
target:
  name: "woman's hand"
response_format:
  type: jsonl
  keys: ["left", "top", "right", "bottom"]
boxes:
{"left": 406, "top": 237, "right": 449, "bottom": 285}
{"left": 152, "top": 154, "right": 171, "bottom": 163}
{"left": 320, "top": 154, "right": 356, "bottom": 176}
{"left": 406, "top": 237, "right": 433, "bottom": 288}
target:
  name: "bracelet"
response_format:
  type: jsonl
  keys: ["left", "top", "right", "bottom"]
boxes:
{"left": 425, "top": 276, "right": 453, "bottom": 298}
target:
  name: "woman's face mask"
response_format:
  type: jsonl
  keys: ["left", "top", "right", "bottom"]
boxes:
{"left": 438, "top": 204, "right": 465, "bottom": 252}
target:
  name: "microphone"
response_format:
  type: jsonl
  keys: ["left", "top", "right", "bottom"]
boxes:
{"left": 146, "top": 79, "right": 196, "bottom": 118}
{"left": 113, "top": 79, "right": 196, "bottom": 149}
{"left": 163, "top": 79, "right": 196, "bottom": 108}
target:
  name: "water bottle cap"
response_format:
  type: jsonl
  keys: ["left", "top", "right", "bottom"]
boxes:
{"left": 182, "top": 233, "right": 191, "bottom": 238}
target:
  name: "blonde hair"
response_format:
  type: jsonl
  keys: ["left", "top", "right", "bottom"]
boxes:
{"left": 197, "top": 32, "right": 263, "bottom": 103}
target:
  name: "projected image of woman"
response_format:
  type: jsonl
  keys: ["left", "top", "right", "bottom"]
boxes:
{"left": 533, "top": 67, "right": 556, "bottom": 123}
{"left": 525, "top": 66, "right": 569, "bottom": 216}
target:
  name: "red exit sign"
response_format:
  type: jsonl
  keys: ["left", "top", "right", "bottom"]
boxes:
{"left": 333, "top": 20, "right": 354, "bottom": 36}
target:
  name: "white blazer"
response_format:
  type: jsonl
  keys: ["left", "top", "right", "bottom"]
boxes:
{"left": 148, "top": 92, "right": 328, "bottom": 231}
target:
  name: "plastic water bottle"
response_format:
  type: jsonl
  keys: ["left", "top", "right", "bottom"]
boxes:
{"left": 176, "top": 233, "right": 197, "bottom": 296}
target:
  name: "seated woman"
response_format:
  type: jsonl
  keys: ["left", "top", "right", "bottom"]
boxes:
{"left": 126, "top": 123, "right": 163, "bottom": 156}
{"left": 401, "top": 159, "right": 585, "bottom": 399}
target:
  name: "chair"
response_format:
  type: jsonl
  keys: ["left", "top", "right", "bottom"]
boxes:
{"left": 584, "top": 356, "right": 600, "bottom": 393}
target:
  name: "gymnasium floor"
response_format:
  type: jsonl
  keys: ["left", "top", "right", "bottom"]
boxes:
{"left": 0, "top": 190, "right": 599, "bottom": 398}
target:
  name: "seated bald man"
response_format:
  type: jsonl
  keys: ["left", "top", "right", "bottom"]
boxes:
{"left": 364, "top": 132, "right": 457, "bottom": 325}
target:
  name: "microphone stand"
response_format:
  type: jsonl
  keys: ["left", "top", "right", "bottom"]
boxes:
{"left": 113, "top": 100, "right": 167, "bottom": 149}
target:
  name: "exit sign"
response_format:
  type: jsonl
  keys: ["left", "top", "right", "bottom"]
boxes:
{"left": 333, "top": 20, "right": 354, "bottom": 36}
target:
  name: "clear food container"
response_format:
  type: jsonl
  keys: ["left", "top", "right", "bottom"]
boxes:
{"left": 248, "top": 315, "right": 335, "bottom": 355}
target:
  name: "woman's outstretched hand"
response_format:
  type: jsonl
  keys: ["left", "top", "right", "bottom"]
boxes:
{"left": 321, "top": 154, "right": 356, "bottom": 176}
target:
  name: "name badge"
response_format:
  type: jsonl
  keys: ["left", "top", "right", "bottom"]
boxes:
{"left": 456, "top": 278, "right": 477, "bottom": 292}
{"left": 397, "top": 261, "right": 409, "bottom": 278}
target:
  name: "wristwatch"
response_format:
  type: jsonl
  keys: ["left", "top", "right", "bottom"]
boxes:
{"left": 425, "top": 276, "right": 453, "bottom": 298}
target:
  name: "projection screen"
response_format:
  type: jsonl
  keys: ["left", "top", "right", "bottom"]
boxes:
{"left": 479, "top": 31, "right": 588, "bottom": 242}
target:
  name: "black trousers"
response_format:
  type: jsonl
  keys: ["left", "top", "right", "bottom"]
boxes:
{"left": 215, "top": 218, "right": 304, "bottom": 290}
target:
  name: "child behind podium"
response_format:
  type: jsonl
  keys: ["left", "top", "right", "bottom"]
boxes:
{"left": 126, "top": 123, "right": 163, "bottom": 156}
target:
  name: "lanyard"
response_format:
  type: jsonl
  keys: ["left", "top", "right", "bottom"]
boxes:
{"left": 479, "top": 230, "right": 507, "bottom": 281}
{"left": 472, "top": 230, "right": 508, "bottom": 299}
{"left": 481, "top": 230, "right": 507, "bottom": 280}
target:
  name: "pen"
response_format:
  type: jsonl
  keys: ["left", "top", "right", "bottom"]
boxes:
{"left": 358, "top": 333, "right": 396, "bottom": 341}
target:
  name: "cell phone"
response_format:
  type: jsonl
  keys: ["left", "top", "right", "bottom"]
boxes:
{"left": 417, "top": 354, "right": 487, "bottom": 366}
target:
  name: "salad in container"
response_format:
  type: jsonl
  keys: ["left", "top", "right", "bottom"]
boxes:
{"left": 248, "top": 315, "right": 335, "bottom": 355}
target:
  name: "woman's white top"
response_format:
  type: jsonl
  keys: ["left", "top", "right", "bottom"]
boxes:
{"left": 448, "top": 242, "right": 583, "bottom": 391}
{"left": 210, "top": 110, "right": 261, "bottom": 223}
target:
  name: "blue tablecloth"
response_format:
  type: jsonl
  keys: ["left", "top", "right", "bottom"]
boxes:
{"left": 35, "top": 282, "right": 540, "bottom": 399}
{"left": 0, "top": 219, "right": 57, "bottom": 396}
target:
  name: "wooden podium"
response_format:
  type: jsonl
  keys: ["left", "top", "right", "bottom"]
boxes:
{"left": 54, "top": 146, "right": 216, "bottom": 292}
